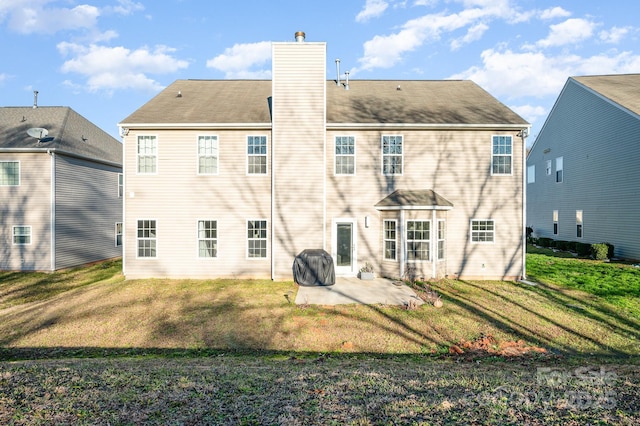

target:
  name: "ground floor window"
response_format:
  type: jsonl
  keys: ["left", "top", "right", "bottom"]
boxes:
{"left": 471, "top": 219, "right": 494, "bottom": 243}
{"left": 247, "top": 220, "right": 267, "bottom": 258}
{"left": 576, "top": 210, "right": 583, "bottom": 238}
{"left": 137, "top": 220, "right": 156, "bottom": 257}
{"left": 115, "top": 222, "right": 123, "bottom": 247}
{"left": 437, "top": 220, "right": 445, "bottom": 260}
{"left": 383, "top": 219, "right": 397, "bottom": 261}
{"left": 198, "top": 220, "right": 218, "bottom": 258}
{"left": 12, "top": 226, "right": 31, "bottom": 245}
{"left": 553, "top": 210, "right": 558, "bottom": 235}
{"left": 406, "top": 220, "right": 430, "bottom": 261}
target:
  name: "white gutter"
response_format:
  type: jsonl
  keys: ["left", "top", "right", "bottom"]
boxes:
{"left": 327, "top": 123, "right": 528, "bottom": 130}
{"left": 118, "top": 123, "right": 272, "bottom": 130}
{"left": 376, "top": 205, "right": 453, "bottom": 211}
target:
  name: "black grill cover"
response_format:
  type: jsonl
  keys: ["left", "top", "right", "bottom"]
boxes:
{"left": 293, "top": 249, "right": 335, "bottom": 286}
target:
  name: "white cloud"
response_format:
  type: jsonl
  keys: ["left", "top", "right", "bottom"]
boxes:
{"left": 206, "top": 41, "right": 272, "bottom": 79}
{"left": 535, "top": 18, "right": 596, "bottom": 48}
{"left": 356, "top": 0, "right": 389, "bottom": 23}
{"left": 451, "top": 22, "right": 488, "bottom": 50}
{"left": 599, "top": 26, "right": 631, "bottom": 44}
{"left": 105, "top": 0, "right": 144, "bottom": 15}
{"left": 58, "top": 43, "right": 189, "bottom": 92}
{"left": 9, "top": 3, "right": 100, "bottom": 34}
{"left": 539, "top": 7, "right": 571, "bottom": 20}
{"left": 511, "top": 104, "right": 547, "bottom": 125}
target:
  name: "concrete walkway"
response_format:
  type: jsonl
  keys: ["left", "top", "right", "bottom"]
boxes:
{"left": 294, "top": 277, "right": 424, "bottom": 306}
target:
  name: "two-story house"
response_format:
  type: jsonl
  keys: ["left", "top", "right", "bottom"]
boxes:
{"left": 527, "top": 74, "right": 640, "bottom": 260}
{"left": 1, "top": 105, "right": 123, "bottom": 270}
{"left": 119, "top": 32, "right": 529, "bottom": 281}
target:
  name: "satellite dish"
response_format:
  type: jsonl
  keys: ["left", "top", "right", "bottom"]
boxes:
{"left": 26, "top": 127, "right": 54, "bottom": 143}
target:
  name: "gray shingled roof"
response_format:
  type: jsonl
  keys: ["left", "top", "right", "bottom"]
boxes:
{"left": 572, "top": 74, "right": 640, "bottom": 116}
{"left": 375, "top": 189, "right": 453, "bottom": 209}
{"left": 0, "top": 106, "right": 122, "bottom": 165}
{"left": 120, "top": 79, "right": 528, "bottom": 127}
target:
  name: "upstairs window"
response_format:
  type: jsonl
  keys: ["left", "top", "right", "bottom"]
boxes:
{"left": 0, "top": 161, "right": 19, "bottom": 186}
{"left": 335, "top": 136, "right": 355, "bottom": 175}
{"left": 546, "top": 160, "right": 552, "bottom": 176}
{"left": 118, "top": 173, "right": 123, "bottom": 197}
{"left": 247, "top": 136, "right": 267, "bottom": 175}
{"left": 382, "top": 135, "right": 403, "bottom": 175}
{"left": 471, "top": 219, "right": 495, "bottom": 243}
{"left": 527, "top": 165, "right": 535, "bottom": 183}
{"left": 383, "top": 219, "right": 397, "bottom": 261}
{"left": 491, "top": 135, "right": 512, "bottom": 175}
{"left": 406, "top": 220, "right": 430, "bottom": 261}
{"left": 137, "top": 135, "right": 157, "bottom": 174}
{"left": 556, "top": 157, "right": 563, "bottom": 183}
{"left": 198, "top": 136, "right": 219, "bottom": 175}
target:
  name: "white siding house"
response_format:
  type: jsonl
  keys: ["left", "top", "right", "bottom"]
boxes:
{"left": 527, "top": 74, "right": 640, "bottom": 260}
{"left": 120, "top": 32, "right": 529, "bottom": 281}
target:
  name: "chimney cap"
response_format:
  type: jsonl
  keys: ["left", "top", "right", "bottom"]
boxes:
{"left": 294, "top": 31, "right": 305, "bottom": 42}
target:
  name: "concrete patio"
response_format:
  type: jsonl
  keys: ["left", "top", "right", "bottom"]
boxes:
{"left": 294, "top": 276, "right": 424, "bottom": 306}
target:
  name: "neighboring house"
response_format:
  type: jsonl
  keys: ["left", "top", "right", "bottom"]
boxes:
{"left": 119, "top": 32, "right": 529, "bottom": 281}
{"left": 0, "top": 105, "right": 123, "bottom": 271}
{"left": 527, "top": 74, "right": 640, "bottom": 261}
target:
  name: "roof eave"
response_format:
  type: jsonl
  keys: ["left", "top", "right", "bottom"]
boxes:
{"left": 327, "top": 123, "right": 529, "bottom": 130}
{"left": 375, "top": 205, "right": 453, "bottom": 211}
{"left": 118, "top": 122, "right": 273, "bottom": 130}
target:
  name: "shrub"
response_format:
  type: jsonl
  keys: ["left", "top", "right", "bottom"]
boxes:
{"left": 576, "top": 242, "right": 591, "bottom": 256}
{"left": 591, "top": 243, "right": 609, "bottom": 260}
{"left": 538, "top": 237, "right": 553, "bottom": 248}
{"left": 566, "top": 241, "right": 577, "bottom": 252}
{"left": 605, "top": 243, "right": 615, "bottom": 259}
{"left": 555, "top": 240, "right": 570, "bottom": 251}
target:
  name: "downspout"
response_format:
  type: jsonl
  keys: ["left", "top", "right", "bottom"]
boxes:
{"left": 48, "top": 150, "right": 55, "bottom": 270}
{"left": 120, "top": 128, "right": 126, "bottom": 277}
{"left": 520, "top": 127, "right": 530, "bottom": 279}
{"left": 399, "top": 210, "right": 405, "bottom": 279}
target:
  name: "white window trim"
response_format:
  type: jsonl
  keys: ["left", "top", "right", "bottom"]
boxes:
{"left": 527, "top": 165, "right": 535, "bottom": 184}
{"left": 334, "top": 135, "right": 356, "bottom": 176}
{"left": 246, "top": 135, "right": 268, "bottom": 176}
{"left": 115, "top": 222, "right": 123, "bottom": 247}
{"left": 381, "top": 135, "right": 403, "bottom": 176}
{"left": 490, "top": 135, "right": 513, "bottom": 176}
{"left": 197, "top": 219, "right": 218, "bottom": 260}
{"left": 576, "top": 210, "right": 583, "bottom": 239}
{"left": 12, "top": 225, "right": 31, "bottom": 245}
{"left": 405, "top": 219, "right": 431, "bottom": 262}
{"left": 383, "top": 219, "right": 397, "bottom": 261}
{"left": 470, "top": 219, "right": 495, "bottom": 244}
{"left": 136, "top": 219, "right": 157, "bottom": 259}
{"left": 247, "top": 219, "right": 268, "bottom": 260}
{"left": 136, "top": 135, "right": 158, "bottom": 175}
{"left": 546, "top": 160, "right": 552, "bottom": 176}
{"left": 553, "top": 210, "right": 558, "bottom": 235}
{"left": 0, "top": 160, "right": 20, "bottom": 186}
{"left": 117, "top": 173, "right": 123, "bottom": 197}
{"left": 437, "top": 219, "right": 446, "bottom": 261}
{"left": 555, "top": 156, "right": 563, "bottom": 183}
{"left": 197, "top": 135, "right": 219, "bottom": 176}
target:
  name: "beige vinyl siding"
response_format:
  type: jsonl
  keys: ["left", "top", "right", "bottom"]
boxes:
{"left": 54, "top": 155, "right": 122, "bottom": 269}
{"left": 123, "top": 129, "right": 272, "bottom": 279}
{"left": 271, "top": 41, "right": 326, "bottom": 279}
{"left": 325, "top": 129, "right": 523, "bottom": 280}
{"left": 0, "top": 153, "right": 52, "bottom": 270}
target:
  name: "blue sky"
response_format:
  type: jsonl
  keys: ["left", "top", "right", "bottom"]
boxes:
{"left": 1, "top": 0, "right": 639, "bottom": 145}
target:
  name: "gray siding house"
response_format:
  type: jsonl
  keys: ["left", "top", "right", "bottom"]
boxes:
{"left": 120, "top": 32, "right": 529, "bottom": 281}
{"left": 0, "top": 106, "right": 123, "bottom": 270}
{"left": 527, "top": 74, "right": 640, "bottom": 260}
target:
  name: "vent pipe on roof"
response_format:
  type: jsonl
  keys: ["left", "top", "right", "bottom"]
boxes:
{"left": 294, "top": 31, "right": 305, "bottom": 42}
{"left": 344, "top": 71, "right": 350, "bottom": 90}
{"left": 335, "top": 59, "right": 341, "bottom": 86}
{"left": 33, "top": 90, "right": 38, "bottom": 109}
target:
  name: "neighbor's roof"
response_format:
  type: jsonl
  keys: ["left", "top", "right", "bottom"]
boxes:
{"left": 572, "top": 74, "right": 640, "bottom": 116}
{"left": 375, "top": 189, "right": 453, "bottom": 210}
{"left": 120, "top": 79, "right": 528, "bottom": 127}
{"left": 0, "top": 106, "right": 122, "bottom": 165}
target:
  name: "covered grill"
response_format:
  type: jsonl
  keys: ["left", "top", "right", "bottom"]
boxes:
{"left": 292, "top": 249, "right": 335, "bottom": 286}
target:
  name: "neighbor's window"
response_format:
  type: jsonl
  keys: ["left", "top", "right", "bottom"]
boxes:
{"left": 491, "top": 135, "right": 512, "bottom": 175}
{"left": 12, "top": 226, "right": 31, "bottom": 245}
{"left": 247, "top": 220, "right": 267, "bottom": 258}
{"left": 137, "top": 220, "right": 157, "bottom": 257}
{"left": 556, "top": 157, "right": 563, "bottom": 183}
{"left": 137, "top": 135, "right": 157, "bottom": 174}
{"left": 527, "top": 165, "right": 535, "bottom": 183}
{"left": 553, "top": 210, "right": 558, "bottom": 235}
{"left": 115, "top": 222, "right": 123, "bottom": 247}
{"left": 471, "top": 219, "right": 495, "bottom": 243}
{"left": 335, "top": 136, "right": 355, "bottom": 175}
{"left": 198, "top": 220, "right": 218, "bottom": 258}
{"left": 383, "top": 219, "right": 397, "bottom": 261}
{"left": 198, "top": 136, "right": 219, "bottom": 174}
{"left": 437, "top": 220, "right": 446, "bottom": 260}
{"left": 382, "top": 135, "right": 403, "bottom": 175}
{"left": 576, "top": 210, "right": 583, "bottom": 238}
{"left": 546, "top": 160, "right": 552, "bottom": 176}
{"left": 0, "top": 161, "right": 20, "bottom": 186}
{"left": 247, "top": 136, "right": 267, "bottom": 175}
{"left": 118, "top": 173, "right": 123, "bottom": 197}
{"left": 406, "top": 220, "right": 430, "bottom": 261}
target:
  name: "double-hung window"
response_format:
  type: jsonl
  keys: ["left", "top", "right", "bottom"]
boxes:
{"left": 115, "top": 223, "right": 123, "bottom": 247}
{"left": 137, "top": 220, "right": 157, "bottom": 257}
{"left": 137, "top": 136, "right": 157, "bottom": 174}
{"left": 335, "top": 136, "right": 355, "bottom": 175}
{"left": 247, "top": 136, "right": 267, "bottom": 175}
{"left": 198, "top": 136, "right": 219, "bottom": 174}
{"left": 553, "top": 210, "right": 558, "bottom": 235}
{"left": 406, "top": 220, "right": 430, "bottom": 261}
{"left": 437, "top": 220, "right": 446, "bottom": 260}
{"left": 527, "top": 165, "right": 535, "bottom": 183}
{"left": 491, "top": 135, "right": 512, "bottom": 175}
{"left": 198, "top": 220, "right": 218, "bottom": 258}
{"left": 382, "top": 135, "right": 403, "bottom": 175}
{"left": 546, "top": 160, "right": 552, "bottom": 176}
{"left": 383, "top": 219, "right": 397, "bottom": 261}
{"left": 12, "top": 226, "right": 31, "bottom": 245}
{"left": 556, "top": 157, "right": 563, "bottom": 183}
{"left": 247, "top": 220, "right": 267, "bottom": 258}
{"left": 576, "top": 210, "right": 583, "bottom": 238}
{"left": 471, "top": 219, "right": 495, "bottom": 243}
{"left": 0, "top": 161, "right": 19, "bottom": 186}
